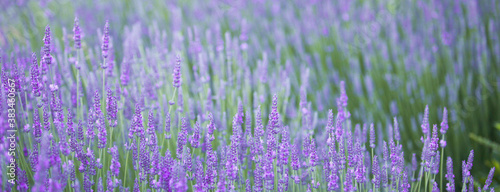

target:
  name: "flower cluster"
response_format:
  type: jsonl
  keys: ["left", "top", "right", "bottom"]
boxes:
{"left": 0, "top": 0, "right": 498, "bottom": 191}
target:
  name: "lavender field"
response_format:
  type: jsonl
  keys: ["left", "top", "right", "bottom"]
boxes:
{"left": 0, "top": 0, "right": 499, "bottom": 191}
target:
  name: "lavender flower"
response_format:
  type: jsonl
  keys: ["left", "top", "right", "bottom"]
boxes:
{"left": 432, "top": 180, "right": 439, "bottom": 192}
{"left": 369, "top": 123, "right": 375, "bottom": 148}
{"left": 440, "top": 107, "right": 448, "bottom": 134}
{"left": 446, "top": 157, "right": 455, "bottom": 192}
{"left": 106, "top": 88, "right": 118, "bottom": 127}
{"left": 207, "top": 112, "right": 216, "bottom": 141}
{"left": 177, "top": 117, "right": 188, "bottom": 156}
{"left": 102, "top": 20, "right": 110, "bottom": 59}
{"left": 421, "top": 105, "right": 429, "bottom": 135}
{"left": 30, "top": 53, "right": 41, "bottom": 97}
{"left": 372, "top": 155, "right": 380, "bottom": 189}
{"left": 190, "top": 120, "right": 201, "bottom": 148}
{"left": 42, "top": 103, "right": 50, "bottom": 131}
{"left": 164, "top": 112, "right": 171, "bottom": 139}
{"left": 340, "top": 81, "right": 348, "bottom": 108}
{"left": 97, "top": 117, "right": 107, "bottom": 148}
{"left": 43, "top": 25, "right": 52, "bottom": 66}
{"left": 108, "top": 145, "right": 121, "bottom": 176}
{"left": 173, "top": 55, "right": 182, "bottom": 88}
{"left": 255, "top": 106, "right": 264, "bottom": 138}
{"left": 73, "top": 17, "right": 81, "bottom": 49}
{"left": 483, "top": 167, "right": 495, "bottom": 191}
{"left": 394, "top": 117, "right": 400, "bottom": 141}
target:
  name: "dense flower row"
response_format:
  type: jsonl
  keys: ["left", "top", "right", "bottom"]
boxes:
{"left": 0, "top": 0, "right": 499, "bottom": 191}
{"left": 0, "top": 24, "right": 496, "bottom": 190}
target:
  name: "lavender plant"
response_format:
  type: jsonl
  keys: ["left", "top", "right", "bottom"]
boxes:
{"left": 0, "top": 0, "right": 499, "bottom": 191}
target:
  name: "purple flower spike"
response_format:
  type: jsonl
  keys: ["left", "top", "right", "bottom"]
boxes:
{"left": 440, "top": 107, "right": 448, "bottom": 134}
{"left": 108, "top": 145, "right": 121, "bottom": 177}
{"left": 208, "top": 113, "right": 216, "bottom": 137}
{"left": 73, "top": 17, "right": 81, "bottom": 49}
{"left": 432, "top": 180, "right": 439, "bottom": 192}
{"left": 106, "top": 88, "right": 117, "bottom": 127}
{"left": 340, "top": 81, "right": 348, "bottom": 108}
{"left": 369, "top": 123, "right": 375, "bottom": 148}
{"left": 190, "top": 120, "right": 201, "bottom": 148}
{"left": 97, "top": 117, "right": 107, "bottom": 148}
{"left": 164, "top": 112, "right": 171, "bottom": 139}
{"left": 255, "top": 106, "right": 264, "bottom": 137}
{"left": 466, "top": 150, "right": 474, "bottom": 171}
{"left": 483, "top": 167, "right": 495, "bottom": 191}
{"left": 102, "top": 20, "right": 110, "bottom": 59}
{"left": 421, "top": 105, "right": 429, "bottom": 135}
{"left": 445, "top": 157, "right": 455, "bottom": 192}
{"left": 372, "top": 155, "right": 380, "bottom": 189}
{"left": 30, "top": 53, "right": 41, "bottom": 97}
{"left": 394, "top": 117, "right": 400, "bottom": 141}
{"left": 173, "top": 55, "right": 182, "bottom": 88}
{"left": 43, "top": 25, "right": 52, "bottom": 66}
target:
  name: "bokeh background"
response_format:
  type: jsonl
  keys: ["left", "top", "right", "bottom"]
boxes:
{"left": 1, "top": 0, "right": 499, "bottom": 191}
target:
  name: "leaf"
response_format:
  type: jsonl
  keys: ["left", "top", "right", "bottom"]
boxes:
{"left": 469, "top": 133, "right": 500, "bottom": 152}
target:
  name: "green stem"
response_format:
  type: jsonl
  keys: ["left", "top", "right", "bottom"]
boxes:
{"left": 439, "top": 135, "right": 445, "bottom": 192}
{"left": 123, "top": 150, "right": 130, "bottom": 188}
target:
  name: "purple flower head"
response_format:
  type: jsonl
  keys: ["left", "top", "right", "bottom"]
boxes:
{"left": 94, "top": 90, "right": 101, "bottom": 115}
{"left": 207, "top": 112, "right": 216, "bottom": 136}
{"left": 30, "top": 53, "right": 41, "bottom": 97}
{"left": 147, "top": 110, "right": 156, "bottom": 135}
{"left": 372, "top": 155, "right": 380, "bottom": 188}
{"left": 462, "top": 160, "right": 468, "bottom": 185}
{"left": 77, "top": 120, "right": 84, "bottom": 141}
{"left": 344, "top": 169, "right": 354, "bottom": 192}
{"left": 291, "top": 144, "right": 300, "bottom": 171}
{"left": 432, "top": 152, "right": 440, "bottom": 175}
{"left": 43, "top": 25, "right": 52, "bottom": 65}
{"left": 164, "top": 112, "right": 171, "bottom": 139}
{"left": 255, "top": 106, "right": 264, "bottom": 137}
{"left": 73, "top": 17, "right": 81, "bottom": 49}
{"left": 190, "top": 120, "right": 201, "bottom": 148}
{"left": 42, "top": 103, "right": 50, "bottom": 131}
{"left": 440, "top": 139, "right": 447, "bottom": 148}
{"left": 469, "top": 176, "right": 474, "bottom": 192}
{"left": 412, "top": 153, "right": 418, "bottom": 172}
{"left": 466, "top": 150, "right": 474, "bottom": 171}
{"left": 140, "top": 137, "right": 150, "bottom": 171}
{"left": 106, "top": 88, "right": 118, "bottom": 127}
{"left": 87, "top": 109, "right": 96, "bottom": 141}
{"left": 108, "top": 145, "right": 121, "bottom": 176}
{"left": 102, "top": 20, "right": 110, "bottom": 59}
{"left": 394, "top": 117, "right": 400, "bottom": 141}
{"left": 483, "top": 167, "right": 495, "bottom": 191}
{"left": 369, "top": 123, "right": 375, "bottom": 148}
{"left": 440, "top": 107, "right": 448, "bottom": 134}
{"left": 327, "top": 109, "right": 335, "bottom": 134}
{"left": 17, "top": 167, "right": 29, "bottom": 191}
{"left": 173, "top": 55, "right": 182, "bottom": 88}
{"left": 335, "top": 114, "right": 343, "bottom": 141}
{"left": 429, "top": 125, "right": 439, "bottom": 157}
{"left": 177, "top": 117, "right": 188, "bottom": 156}
{"left": 432, "top": 180, "right": 439, "bottom": 192}
{"left": 340, "top": 81, "right": 348, "bottom": 108}
{"left": 445, "top": 157, "right": 455, "bottom": 192}
{"left": 134, "top": 103, "right": 145, "bottom": 138}
{"left": 421, "top": 105, "right": 430, "bottom": 135}
{"left": 270, "top": 94, "right": 280, "bottom": 134}
{"left": 33, "top": 108, "right": 42, "bottom": 140}
{"left": 97, "top": 117, "right": 107, "bottom": 149}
